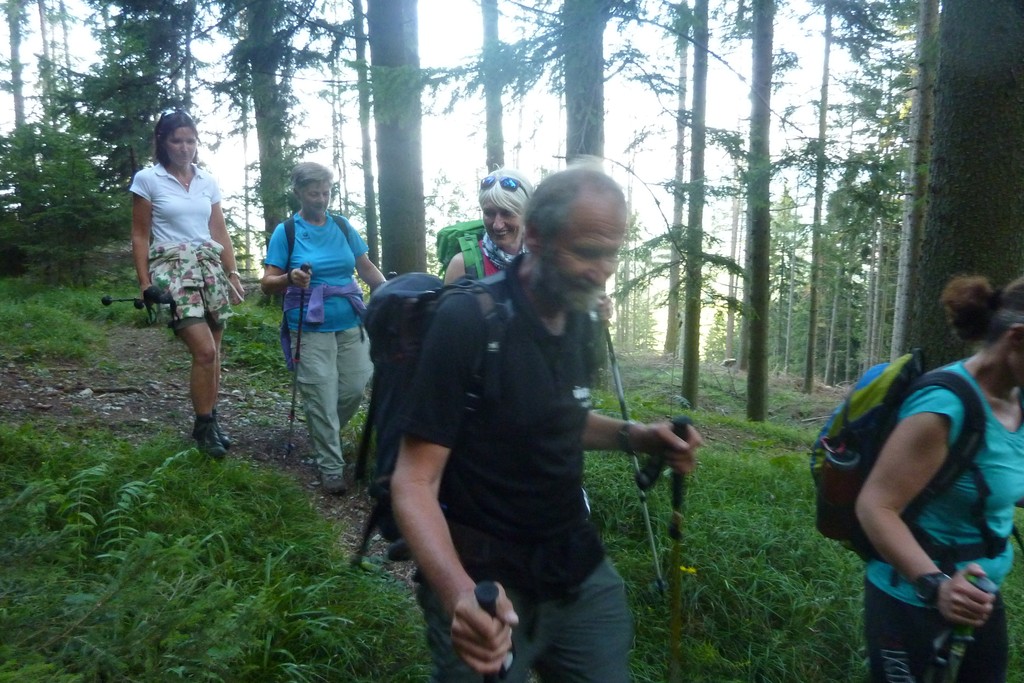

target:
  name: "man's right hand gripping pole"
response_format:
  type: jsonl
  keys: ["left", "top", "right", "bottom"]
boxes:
{"left": 463, "top": 580, "right": 516, "bottom": 682}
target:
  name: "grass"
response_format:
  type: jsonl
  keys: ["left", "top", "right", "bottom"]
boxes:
{"left": 0, "top": 424, "right": 428, "bottom": 682}
{"left": 2, "top": 276, "right": 1024, "bottom": 682}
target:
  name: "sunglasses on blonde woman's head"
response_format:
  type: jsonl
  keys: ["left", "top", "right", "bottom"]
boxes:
{"left": 480, "top": 175, "right": 527, "bottom": 196}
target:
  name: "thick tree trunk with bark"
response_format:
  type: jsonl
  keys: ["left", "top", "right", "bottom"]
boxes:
{"left": 891, "top": 0, "right": 939, "bottom": 357}
{"left": 368, "top": 0, "right": 425, "bottom": 275}
{"left": 746, "top": 0, "right": 774, "bottom": 421}
{"left": 245, "top": 1, "right": 293, "bottom": 243}
{"left": 909, "top": 0, "right": 1024, "bottom": 366}
{"left": 562, "top": 0, "right": 609, "bottom": 160}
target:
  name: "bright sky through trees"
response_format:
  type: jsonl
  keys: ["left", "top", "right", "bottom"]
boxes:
{"left": 1, "top": 1, "right": 864, "bottom": 251}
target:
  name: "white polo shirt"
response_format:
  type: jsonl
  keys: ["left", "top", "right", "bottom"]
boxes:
{"left": 130, "top": 163, "right": 222, "bottom": 245}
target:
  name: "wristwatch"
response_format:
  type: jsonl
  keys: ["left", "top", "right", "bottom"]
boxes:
{"left": 914, "top": 572, "right": 951, "bottom": 605}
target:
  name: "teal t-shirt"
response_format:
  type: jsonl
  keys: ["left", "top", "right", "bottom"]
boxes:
{"left": 264, "top": 214, "right": 368, "bottom": 332}
{"left": 866, "top": 362, "right": 1024, "bottom": 604}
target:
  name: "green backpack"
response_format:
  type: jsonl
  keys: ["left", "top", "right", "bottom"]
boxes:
{"left": 436, "top": 219, "right": 486, "bottom": 279}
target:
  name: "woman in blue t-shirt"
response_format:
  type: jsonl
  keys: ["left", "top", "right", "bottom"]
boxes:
{"left": 856, "top": 274, "right": 1024, "bottom": 682}
{"left": 260, "top": 162, "right": 386, "bottom": 495}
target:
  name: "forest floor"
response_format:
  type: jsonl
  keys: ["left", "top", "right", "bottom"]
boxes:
{"left": 0, "top": 322, "right": 411, "bottom": 578}
{"left": 0, "top": 302, "right": 845, "bottom": 586}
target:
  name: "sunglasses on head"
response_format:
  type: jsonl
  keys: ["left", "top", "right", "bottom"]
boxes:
{"left": 157, "top": 109, "right": 195, "bottom": 128}
{"left": 480, "top": 175, "right": 526, "bottom": 195}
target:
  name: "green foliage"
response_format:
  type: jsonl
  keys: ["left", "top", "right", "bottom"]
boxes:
{"left": 0, "top": 125, "right": 127, "bottom": 284}
{"left": 0, "top": 424, "right": 428, "bottom": 682}
{"left": 5, "top": 284, "right": 1024, "bottom": 682}
{"left": 222, "top": 300, "right": 288, "bottom": 372}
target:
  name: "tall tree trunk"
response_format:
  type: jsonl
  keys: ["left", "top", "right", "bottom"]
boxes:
{"left": 824, "top": 264, "right": 841, "bottom": 385}
{"left": 664, "top": 2, "right": 689, "bottom": 358}
{"left": 802, "top": 3, "right": 832, "bottom": 393}
{"left": 726, "top": 185, "right": 742, "bottom": 362}
{"left": 746, "top": 0, "right": 774, "bottom": 421}
{"left": 6, "top": 0, "right": 28, "bottom": 128}
{"left": 35, "top": 0, "right": 53, "bottom": 116}
{"left": 368, "top": 0, "right": 426, "bottom": 275}
{"left": 562, "top": 0, "right": 609, "bottom": 160}
{"left": 908, "top": 0, "right": 1024, "bottom": 366}
{"left": 245, "top": 0, "right": 293, "bottom": 242}
{"left": 481, "top": 0, "right": 504, "bottom": 171}
{"left": 681, "top": 0, "right": 708, "bottom": 407}
{"left": 891, "top": 0, "right": 939, "bottom": 357}
{"left": 352, "top": 0, "right": 380, "bottom": 266}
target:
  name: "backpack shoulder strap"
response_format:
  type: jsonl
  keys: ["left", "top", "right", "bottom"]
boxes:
{"left": 284, "top": 217, "right": 296, "bottom": 269}
{"left": 330, "top": 213, "right": 353, "bottom": 242}
{"left": 458, "top": 232, "right": 485, "bottom": 279}
{"left": 909, "top": 370, "right": 986, "bottom": 500}
{"left": 441, "top": 271, "right": 512, "bottom": 407}
{"left": 902, "top": 369, "right": 988, "bottom": 546}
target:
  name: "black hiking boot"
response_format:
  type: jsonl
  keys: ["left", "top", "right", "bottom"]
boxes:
{"left": 212, "top": 409, "right": 232, "bottom": 449}
{"left": 193, "top": 414, "right": 227, "bottom": 459}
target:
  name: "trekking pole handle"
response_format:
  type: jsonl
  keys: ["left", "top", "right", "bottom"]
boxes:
{"left": 669, "top": 416, "right": 693, "bottom": 540}
{"left": 101, "top": 295, "right": 146, "bottom": 309}
{"left": 474, "top": 581, "right": 512, "bottom": 682}
{"left": 635, "top": 415, "right": 693, "bottom": 492}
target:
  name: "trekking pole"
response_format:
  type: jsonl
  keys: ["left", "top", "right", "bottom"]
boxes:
{"left": 604, "top": 326, "right": 666, "bottom": 592}
{"left": 926, "top": 574, "right": 998, "bottom": 683}
{"left": 475, "top": 580, "right": 514, "bottom": 682}
{"left": 667, "top": 415, "right": 693, "bottom": 682}
{"left": 100, "top": 294, "right": 146, "bottom": 310}
{"left": 285, "top": 263, "right": 312, "bottom": 457}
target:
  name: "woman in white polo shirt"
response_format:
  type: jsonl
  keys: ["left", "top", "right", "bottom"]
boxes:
{"left": 130, "top": 110, "right": 244, "bottom": 459}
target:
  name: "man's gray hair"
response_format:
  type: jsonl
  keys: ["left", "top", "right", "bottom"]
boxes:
{"left": 291, "top": 161, "right": 334, "bottom": 192}
{"left": 525, "top": 159, "right": 625, "bottom": 241}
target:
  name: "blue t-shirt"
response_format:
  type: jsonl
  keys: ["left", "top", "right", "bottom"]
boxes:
{"left": 264, "top": 214, "right": 369, "bottom": 332}
{"left": 866, "top": 361, "right": 1024, "bottom": 603}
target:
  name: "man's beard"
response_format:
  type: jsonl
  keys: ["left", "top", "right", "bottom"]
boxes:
{"left": 530, "top": 251, "right": 604, "bottom": 313}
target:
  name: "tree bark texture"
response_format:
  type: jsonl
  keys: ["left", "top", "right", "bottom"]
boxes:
{"left": 562, "top": 0, "right": 609, "bottom": 160}
{"left": 802, "top": 3, "right": 831, "bottom": 393}
{"left": 352, "top": 0, "right": 380, "bottom": 266}
{"left": 681, "top": 0, "right": 708, "bottom": 408}
{"left": 368, "top": 0, "right": 426, "bottom": 275}
{"left": 481, "top": 0, "right": 504, "bottom": 171}
{"left": 891, "top": 0, "right": 939, "bottom": 358}
{"left": 745, "top": 0, "right": 774, "bottom": 421}
{"left": 909, "top": 0, "right": 1024, "bottom": 366}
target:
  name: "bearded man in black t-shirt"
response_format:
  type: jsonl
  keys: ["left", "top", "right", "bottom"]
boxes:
{"left": 391, "top": 161, "right": 704, "bottom": 683}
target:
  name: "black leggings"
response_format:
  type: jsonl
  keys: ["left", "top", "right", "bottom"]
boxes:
{"left": 864, "top": 578, "right": 1007, "bottom": 682}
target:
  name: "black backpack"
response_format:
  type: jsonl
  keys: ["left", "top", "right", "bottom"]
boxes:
{"left": 352, "top": 271, "right": 513, "bottom": 560}
{"left": 811, "top": 349, "right": 1011, "bottom": 565}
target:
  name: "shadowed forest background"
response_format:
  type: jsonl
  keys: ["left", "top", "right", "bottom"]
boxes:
{"left": 2, "top": 0, "right": 1021, "bottom": 413}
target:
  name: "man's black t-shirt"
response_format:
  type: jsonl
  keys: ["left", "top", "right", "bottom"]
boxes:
{"left": 398, "top": 257, "right": 604, "bottom": 594}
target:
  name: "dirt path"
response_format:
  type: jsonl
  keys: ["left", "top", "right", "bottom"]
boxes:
{"left": 0, "top": 323, "right": 404, "bottom": 576}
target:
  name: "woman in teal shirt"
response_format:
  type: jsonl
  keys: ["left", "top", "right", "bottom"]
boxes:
{"left": 857, "top": 274, "right": 1024, "bottom": 682}
{"left": 261, "top": 161, "right": 386, "bottom": 494}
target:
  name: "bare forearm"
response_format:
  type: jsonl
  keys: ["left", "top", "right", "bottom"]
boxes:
{"left": 392, "top": 482, "right": 474, "bottom": 615}
{"left": 856, "top": 495, "right": 939, "bottom": 581}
